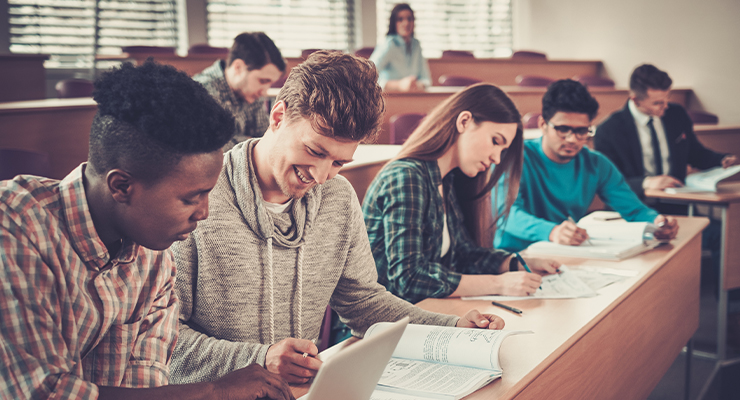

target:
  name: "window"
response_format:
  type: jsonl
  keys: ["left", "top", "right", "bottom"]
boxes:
{"left": 205, "top": 0, "right": 355, "bottom": 58}
{"left": 376, "top": 0, "right": 513, "bottom": 59}
{"left": 8, "top": 0, "right": 179, "bottom": 69}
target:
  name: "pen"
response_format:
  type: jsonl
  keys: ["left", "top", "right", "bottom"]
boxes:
{"left": 515, "top": 252, "right": 541, "bottom": 290}
{"left": 302, "top": 338, "right": 318, "bottom": 359}
{"left": 568, "top": 215, "right": 593, "bottom": 245}
{"left": 491, "top": 301, "right": 523, "bottom": 315}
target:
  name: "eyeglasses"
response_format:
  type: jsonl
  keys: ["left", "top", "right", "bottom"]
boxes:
{"left": 547, "top": 121, "right": 594, "bottom": 140}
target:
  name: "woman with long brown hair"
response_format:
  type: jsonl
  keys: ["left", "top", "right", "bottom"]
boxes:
{"left": 363, "top": 83, "right": 560, "bottom": 303}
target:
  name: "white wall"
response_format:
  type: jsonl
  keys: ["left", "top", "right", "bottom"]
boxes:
{"left": 513, "top": 0, "right": 740, "bottom": 124}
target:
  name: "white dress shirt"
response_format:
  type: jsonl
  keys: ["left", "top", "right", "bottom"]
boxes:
{"left": 628, "top": 99, "right": 671, "bottom": 176}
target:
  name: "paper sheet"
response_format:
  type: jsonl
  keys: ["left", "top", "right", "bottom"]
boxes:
{"left": 462, "top": 266, "right": 600, "bottom": 301}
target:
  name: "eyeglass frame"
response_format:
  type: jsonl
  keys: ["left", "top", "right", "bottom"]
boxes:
{"left": 546, "top": 121, "right": 595, "bottom": 140}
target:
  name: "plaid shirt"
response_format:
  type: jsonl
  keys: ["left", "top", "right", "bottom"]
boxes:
{"left": 0, "top": 165, "right": 178, "bottom": 399}
{"left": 193, "top": 60, "right": 270, "bottom": 149}
{"left": 363, "top": 158, "right": 510, "bottom": 303}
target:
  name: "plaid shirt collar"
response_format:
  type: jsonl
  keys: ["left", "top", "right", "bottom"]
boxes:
{"left": 60, "top": 164, "right": 138, "bottom": 270}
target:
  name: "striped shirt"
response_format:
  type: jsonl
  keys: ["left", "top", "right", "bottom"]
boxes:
{"left": 363, "top": 158, "right": 510, "bottom": 303}
{"left": 0, "top": 164, "right": 178, "bottom": 399}
{"left": 193, "top": 60, "right": 270, "bottom": 149}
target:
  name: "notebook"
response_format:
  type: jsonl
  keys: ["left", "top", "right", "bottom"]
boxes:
{"left": 298, "top": 316, "right": 409, "bottom": 400}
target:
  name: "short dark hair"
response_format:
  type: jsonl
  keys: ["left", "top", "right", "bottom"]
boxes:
{"left": 542, "top": 79, "right": 600, "bottom": 122}
{"left": 387, "top": 3, "right": 414, "bottom": 36}
{"left": 227, "top": 32, "right": 286, "bottom": 72}
{"left": 89, "top": 61, "right": 235, "bottom": 183}
{"left": 276, "top": 50, "right": 384, "bottom": 142}
{"left": 630, "top": 64, "right": 672, "bottom": 99}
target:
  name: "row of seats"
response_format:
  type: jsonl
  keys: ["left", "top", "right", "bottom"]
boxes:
{"left": 389, "top": 109, "right": 720, "bottom": 146}
{"left": 119, "top": 45, "right": 548, "bottom": 61}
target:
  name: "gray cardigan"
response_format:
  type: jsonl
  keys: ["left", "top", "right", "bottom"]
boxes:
{"left": 169, "top": 139, "right": 459, "bottom": 383}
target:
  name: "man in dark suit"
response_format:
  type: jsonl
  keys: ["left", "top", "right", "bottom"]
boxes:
{"left": 594, "top": 64, "right": 736, "bottom": 214}
{"left": 596, "top": 64, "right": 740, "bottom": 348}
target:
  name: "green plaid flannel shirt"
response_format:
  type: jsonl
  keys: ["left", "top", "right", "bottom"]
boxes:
{"left": 363, "top": 158, "right": 510, "bottom": 303}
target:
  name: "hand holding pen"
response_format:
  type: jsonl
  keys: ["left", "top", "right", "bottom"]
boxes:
{"left": 549, "top": 216, "right": 590, "bottom": 246}
{"left": 265, "top": 337, "right": 322, "bottom": 383}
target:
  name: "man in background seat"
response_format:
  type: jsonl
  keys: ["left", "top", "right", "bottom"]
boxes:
{"left": 194, "top": 32, "right": 286, "bottom": 149}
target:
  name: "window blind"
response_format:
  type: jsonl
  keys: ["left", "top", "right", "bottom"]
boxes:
{"left": 205, "top": 0, "right": 355, "bottom": 58}
{"left": 376, "top": 0, "right": 513, "bottom": 59}
{"left": 9, "top": 0, "right": 179, "bottom": 69}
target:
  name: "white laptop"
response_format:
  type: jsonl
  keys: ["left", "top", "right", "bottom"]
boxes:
{"left": 298, "top": 316, "right": 409, "bottom": 400}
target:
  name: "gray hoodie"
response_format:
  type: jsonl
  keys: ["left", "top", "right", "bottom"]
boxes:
{"left": 169, "top": 139, "right": 459, "bottom": 383}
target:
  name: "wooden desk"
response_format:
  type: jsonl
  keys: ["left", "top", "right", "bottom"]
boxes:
{"left": 339, "top": 144, "right": 400, "bottom": 202}
{"left": 420, "top": 217, "right": 706, "bottom": 399}
{"left": 695, "top": 125, "right": 740, "bottom": 159}
{"left": 646, "top": 183, "right": 740, "bottom": 398}
{"left": 427, "top": 58, "right": 604, "bottom": 87}
{"left": 0, "top": 98, "right": 97, "bottom": 179}
{"left": 290, "top": 217, "right": 707, "bottom": 399}
{"left": 379, "top": 87, "right": 692, "bottom": 145}
{"left": 97, "top": 53, "right": 227, "bottom": 76}
{"left": 0, "top": 54, "right": 48, "bottom": 102}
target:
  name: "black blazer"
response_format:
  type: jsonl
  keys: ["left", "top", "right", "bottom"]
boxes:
{"left": 594, "top": 102, "right": 725, "bottom": 198}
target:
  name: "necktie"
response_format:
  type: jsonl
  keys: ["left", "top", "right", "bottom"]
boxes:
{"left": 647, "top": 117, "right": 663, "bottom": 175}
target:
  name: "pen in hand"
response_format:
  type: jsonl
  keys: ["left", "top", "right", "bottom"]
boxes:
{"left": 515, "top": 252, "right": 541, "bottom": 290}
{"left": 568, "top": 215, "right": 592, "bottom": 245}
{"left": 302, "top": 338, "right": 319, "bottom": 359}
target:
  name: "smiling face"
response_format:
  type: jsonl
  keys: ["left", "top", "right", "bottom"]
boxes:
{"left": 257, "top": 102, "right": 358, "bottom": 203}
{"left": 227, "top": 60, "right": 283, "bottom": 104}
{"left": 395, "top": 9, "right": 415, "bottom": 41}
{"left": 540, "top": 111, "right": 592, "bottom": 164}
{"left": 114, "top": 151, "right": 223, "bottom": 250}
{"left": 455, "top": 112, "right": 518, "bottom": 178}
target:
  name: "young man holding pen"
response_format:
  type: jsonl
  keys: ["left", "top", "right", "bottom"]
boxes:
{"left": 169, "top": 51, "right": 507, "bottom": 386}
{"left": 493, "top": 79, "right": 678, "bottom": 252}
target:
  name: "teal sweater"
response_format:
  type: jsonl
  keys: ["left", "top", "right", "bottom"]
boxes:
{"left": 494, "top": 137, "right": 658, "bottom": 252}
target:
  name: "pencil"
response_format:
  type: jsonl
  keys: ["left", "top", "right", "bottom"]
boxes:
{"left": 491, "top": 301, "right": 523, "bottom": 314}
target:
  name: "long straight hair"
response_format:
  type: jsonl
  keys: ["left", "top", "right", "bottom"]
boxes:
{"left": 394, "top": 83, "right": 523, "bottom": 246}
{"left": 387, "top": 3, "right": 414, "bottom": 36}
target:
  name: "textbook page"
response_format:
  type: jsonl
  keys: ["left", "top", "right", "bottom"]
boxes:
{"left": 665, "top": 165, "right": 740, "bottom": 193}
{"left": 364, "top": 324, "right": 527, "bottom": 399}
{"left": 463, "top": 266, "right": 598, "bottom": 301}
{"left": 372, "top": 358, "right": 500, "bottom": 400}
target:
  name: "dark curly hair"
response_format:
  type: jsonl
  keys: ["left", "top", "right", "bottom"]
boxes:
{"left": 542, "top": 79, "right": 600, "bottom": 122}
{"left": 276, "top": 50, "right": 384, "bottom": 142}
{"left": 89, "top": 61, "right": 235, "bottom": 183}
{"left": 630, "top": 64, "right": 672, "bottom": 100}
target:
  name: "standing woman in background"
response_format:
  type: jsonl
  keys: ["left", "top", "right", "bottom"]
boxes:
{"left": 370, "top": 3, "right": 431, "bottom": 92}
{"left": 363, "top": 83, "right": 560, "bottom": 303}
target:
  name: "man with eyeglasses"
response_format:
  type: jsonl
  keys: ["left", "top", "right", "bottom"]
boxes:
{"left": 492, "top": 79, "right": 678, "bottom": 252}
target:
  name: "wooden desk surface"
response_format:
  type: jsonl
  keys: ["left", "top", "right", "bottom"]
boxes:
{"left": 427, "top": 58, "right": 604, "bottom": 86}
{"left": 0, "top": 98, "right": 97, "bottom": 179}
{"left": 694, "top": 125, "right": 740, "bottom": 158}
{"left": 0, "top": 54, "right": 48, "bottom": 102}
{"left": 646, "top": 182, "right": 740, "bottom": 290}
{"left": 338, "top": 144, "right": 401, "bottom": 202}
{"left": 406, "top": 217, "right": 707, "bottom": 400}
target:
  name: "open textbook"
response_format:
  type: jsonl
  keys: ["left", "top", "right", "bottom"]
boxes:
{"left": 665, "top": 165, "right": 740, "bottom": 193}
{"left": 463, "top": 265, "right": 636, "bottom": 301}
{"left": 364, "top": 323, "right": 528, "bottom": 400}
{"left": 525, "top": 220, "right": 667, "bottom": 260}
